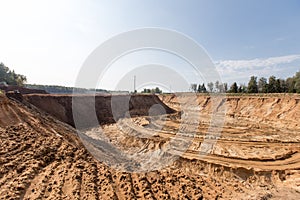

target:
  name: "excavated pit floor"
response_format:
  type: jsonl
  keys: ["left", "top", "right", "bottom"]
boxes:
{"left": 1, "top": 94, "right": 300, "bottom": 199}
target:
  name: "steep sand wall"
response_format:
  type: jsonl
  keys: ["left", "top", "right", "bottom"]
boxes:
{"left": 22, "top": 93, "right": 300, "bottom": 130}
{"left": 23, "top": 94, "right": 175, "bottom": 128}
{"left": 160, "top": 94, "right": 300, "bottom": 130}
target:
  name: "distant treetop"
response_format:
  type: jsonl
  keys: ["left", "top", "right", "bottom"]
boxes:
{"left": 0, "top": 63, "right": 27, "bottom": 86}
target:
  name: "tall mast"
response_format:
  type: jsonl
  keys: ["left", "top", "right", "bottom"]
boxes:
{"left": 134, "top": 75, "right": 136, "bottom": 93}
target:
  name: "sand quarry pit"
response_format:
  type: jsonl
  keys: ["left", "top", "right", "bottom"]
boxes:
{"left": 1, "top": 93, "right": 300, "bottom": 199}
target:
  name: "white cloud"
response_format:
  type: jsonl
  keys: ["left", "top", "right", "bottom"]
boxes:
{"left": 215, "top": 54, "right": 300, "bottom": 70}
{"left": 214, "top": 54, "right": 300, "bottom": 84}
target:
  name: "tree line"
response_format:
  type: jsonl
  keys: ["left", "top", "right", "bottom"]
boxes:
{"left": 0, "top": 63, "right": 27, "bottom": 86}
{"left": 190, "top": 70, "right": 300, "bottom": 93}
{"left": 141, "top": 87, "right": 162, "bottom": 94}
{"left": 26, "top": 84, "right": 108, "bottom": 94}
{"left": 1, "top": 61, "right": 299, "bottom": 94}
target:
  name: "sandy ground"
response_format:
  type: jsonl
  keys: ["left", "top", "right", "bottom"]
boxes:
{"left": 1, "top": 94, "right": 300, "bottom": 199}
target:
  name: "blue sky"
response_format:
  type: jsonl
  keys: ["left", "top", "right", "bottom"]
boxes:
{"left": 0, "top": 0, "right": 300, "bottom": 91}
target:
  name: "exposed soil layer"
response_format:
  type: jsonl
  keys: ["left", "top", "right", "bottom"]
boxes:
{"left": 23, "top": 94, "right": 175, "bottom": 128}
{"left": 1, "top": 94, "right": 300, "bottom": 199}
{"left": 160, "top": 94, "right": 300, "bottom": 131}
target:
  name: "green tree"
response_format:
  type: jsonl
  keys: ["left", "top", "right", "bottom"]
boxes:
{"left": 207, "top": 82, "right": 214, "bottom": 92}
{"left": 190, "top": 84, "right": 197, "bottom": 93}
{"left": 286, "top": 77, "right": 295, "bottom": 93}
{"left": 154, "top": 87, "right": 162, "bottom": 94}
{"left": 294, "top": 71, "right": 300, "bottom": 93}
{"left": 258, "top": 77, "right": 268, "bottom": 93}
{"left": 197, "top": 83, "right": 207, "bottom": 93}
{"left": 223, "top": 83, "right": 228, "bottom": 93}
{"left": 142, "top": 88, "right": 151, "bottom": 93}
{"left": 275, "top": 79, "right": 282, "bottom": 93}
{"left": 238, "top": 84, "right": 247, "bottom": 93}
{"left": 202, "top": 83, "right": 207, "bottom": 93}
{"left": 0, "top": 63, "right": 27, "bottom": 86}
{"left": 279, "top": 79, "right": 287, "bottom": 93}
{"left": 247, "top": 76, "right": 258, "bottom": 93}
{"left": 197, "top": 84, "right": 202, "bottom": 93}
{"left": 0, "top": 63, "right": 9, "bottom": 82}
{"left": 229, "top": 82, "right": 238, "bottom": 93}
{"left": 268, "top": 76, "right": 277, "bottom": 93}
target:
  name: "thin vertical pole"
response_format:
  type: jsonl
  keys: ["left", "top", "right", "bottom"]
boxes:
{"left": 134, "top": 75, "right": 136, "bottom": 93}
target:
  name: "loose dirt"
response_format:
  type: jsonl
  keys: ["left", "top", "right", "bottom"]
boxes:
{"left": 1, "top": 93, "right": 300, "bottom": 199}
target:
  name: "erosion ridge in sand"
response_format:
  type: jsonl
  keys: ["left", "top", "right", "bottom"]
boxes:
{"left": 0, "top": 93, "right": 300, "bottom": 199}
